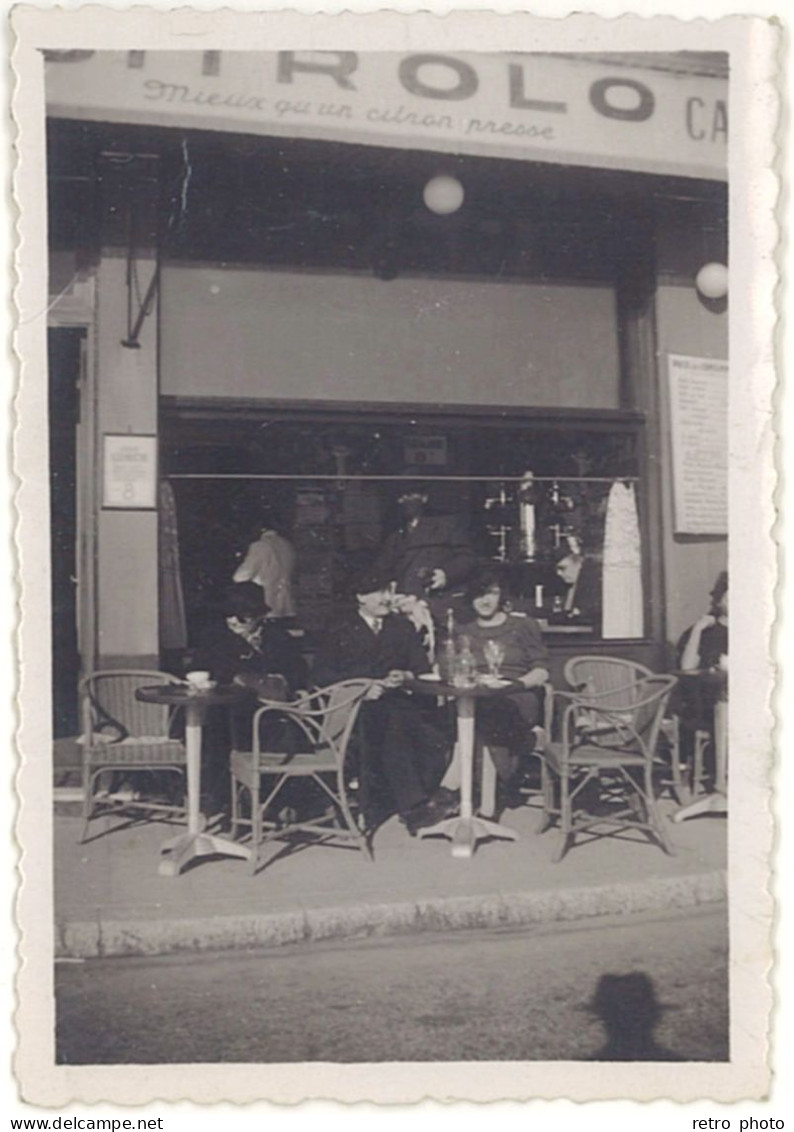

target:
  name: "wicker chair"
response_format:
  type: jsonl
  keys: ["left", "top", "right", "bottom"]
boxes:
{"left": 79, "top": 670, "right": 188, "bottom": 842}
{"left": 563, "top": 654, "right": 706, "bottom": 804}
{"left": 539, "top": 673, "right": 677, "bottom": 862}
{"left": 229, "top": 679, "right": 372, "bottom": 873}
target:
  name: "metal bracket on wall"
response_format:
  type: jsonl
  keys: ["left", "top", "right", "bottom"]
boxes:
{"left": 121, "top": 260, "right": 159, "bottom": 349}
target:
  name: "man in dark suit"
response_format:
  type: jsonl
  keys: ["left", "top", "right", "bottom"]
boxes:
{"left": 374, "top": 485, "right": 477, "bottom": 599}
{"left": 555, "top": 551, "right": 602, "bottom": 629}
{"left": 313, "top": 568, "right": 453, "bottom": 834}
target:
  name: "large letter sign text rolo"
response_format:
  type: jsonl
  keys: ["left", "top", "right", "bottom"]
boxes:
{"left": 44, "top": 50, "right": 728, "bottom": 181}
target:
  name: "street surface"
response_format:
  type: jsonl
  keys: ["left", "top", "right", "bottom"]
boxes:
{"left": 56, "top": 903, "right": 728, "bottom": 1064}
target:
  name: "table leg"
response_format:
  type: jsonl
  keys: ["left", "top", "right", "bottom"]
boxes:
{"left": 714, "top": 700, "right": 728, "bottom": 793}
{"left": 419, "top": 694, "right": 518, "bottom": 857}
{"left": 159, "top": 701, "right": 253, "bottom": 876}
{"left": 671, "top": 790, "right": 727, "bottom": 822}
{"left": 480, "top": 745, "right": 498, "bottom": 818}
{"left": 671, "top": 699, "right": 728, "bottom": 823}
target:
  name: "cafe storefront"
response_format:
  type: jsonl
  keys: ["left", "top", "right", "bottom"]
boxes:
{"left": 45, "top": 49, "right": 728, "bottom": 729}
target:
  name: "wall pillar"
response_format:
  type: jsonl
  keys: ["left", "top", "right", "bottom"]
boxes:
{"left": 94, "top": 253, "right": 160, "bottom": 668}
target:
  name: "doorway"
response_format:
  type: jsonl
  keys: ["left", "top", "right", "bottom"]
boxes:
{"left": 48, "top": 326, "right": 84, "bottom": 738}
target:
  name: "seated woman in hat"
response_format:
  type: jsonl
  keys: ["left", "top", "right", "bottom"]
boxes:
{"left": 189, "top": 583, "right": 307, "bottom": 810}
{"left": 195, "top": 581, "right": 307, "bottom": 697}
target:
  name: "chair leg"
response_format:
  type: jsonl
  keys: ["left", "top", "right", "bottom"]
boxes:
{"left": 334, "top": 776, "right": 373, "bottom": 862}
{"left": 249, "top": 780, "right": 261, "bottom": 875}
{"left": 666, "top": 718, "right": 689, "bottom": 804}
{"left": 694, "top": 730, "right": 709, "bottom": 794}
{"left": 537, "top": 761, "right": 553, "bottom": 834}
{"left": 80, "top": 764, "right": 96, "bottom": 843}
{"left": 229, "top": 772, "right": 239, "bottom": 840}
{"left": 553, "top": 770, "right": 572, "bottom": 862}
{"left": 643, "top": 765, "right": 677, "bottom": 855}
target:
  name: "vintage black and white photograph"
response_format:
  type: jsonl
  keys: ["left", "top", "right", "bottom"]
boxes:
{"left": 10, "top": 7, "right": 776, "bottom": 1108}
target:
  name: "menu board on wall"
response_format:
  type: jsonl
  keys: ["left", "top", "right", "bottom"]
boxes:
{"left": 668, "top": 354, "right": 729, "bottom": 535}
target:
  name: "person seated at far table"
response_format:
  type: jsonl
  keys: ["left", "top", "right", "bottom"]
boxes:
{"left": 675, "top": 570, "right": 728, "bottom": 753}
{"left": 671, "top": 573, "right": 729, "bottom": 820}
{"left": 312, "top": 567, "right": 454, "bottom": 835}
{"left": 679, "top": 570, "right": 728, "bottom": 674}
{"left": 458, "top": 565, "right": 550, "bottom": 804}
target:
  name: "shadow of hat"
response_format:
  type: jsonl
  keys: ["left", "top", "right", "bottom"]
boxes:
{"left": 582, "top": 972, "right": 676, "bottom": 1022}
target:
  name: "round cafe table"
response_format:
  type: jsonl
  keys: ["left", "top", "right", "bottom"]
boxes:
{"left": 406, "top": 674, "right": 522, "bottom": 858}
{"left": 670, "top": 669, "right": 728, "bottom": 822}
{"left": 136, "top": 683, "right": 255, "bottom": 876}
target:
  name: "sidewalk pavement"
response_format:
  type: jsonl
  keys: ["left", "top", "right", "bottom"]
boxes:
{"left": 54, "top": 794, "right": 727, "bottom": 959}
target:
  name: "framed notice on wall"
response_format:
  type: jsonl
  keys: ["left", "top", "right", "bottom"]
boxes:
{"left": 668, "top": 354, "right": 728, "bottom": 536}
{"left": 102, "top": 433, "right": 157, "bottom": 510}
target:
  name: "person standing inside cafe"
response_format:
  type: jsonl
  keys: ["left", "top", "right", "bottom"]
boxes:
{"left": 233, "top": 506, "right": 296, "bottom": 621}
{"left": 554, "top": 548, "right": 602, "bottom": 626}
{"left": 374, "top": 480, "right": 477, "bottom": 600}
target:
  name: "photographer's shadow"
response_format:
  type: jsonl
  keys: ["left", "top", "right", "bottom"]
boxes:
{"left": 587, "top": 972, "right": 683, "bottom": 1061}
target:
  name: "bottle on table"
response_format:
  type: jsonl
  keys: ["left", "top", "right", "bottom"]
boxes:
{"left": 454, "top": 635, "right": 477, "bottom": 688}
{"left": 439, "top": 608, "right": 457, "bottom": 683}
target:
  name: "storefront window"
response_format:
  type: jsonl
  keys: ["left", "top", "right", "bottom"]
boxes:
{"left": 162, "top": 406, "right": 645, "bottom": 642}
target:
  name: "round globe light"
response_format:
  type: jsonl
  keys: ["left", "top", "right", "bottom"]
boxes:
{"left": 695, "top": 262, "right": 728, "bottom": 300}
{"left": 423, "top": 175, "right": 465, "bottom": 215}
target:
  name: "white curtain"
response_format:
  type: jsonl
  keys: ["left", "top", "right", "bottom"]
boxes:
{"left": 602, "top": 481, "right": 643, "bottom": 639}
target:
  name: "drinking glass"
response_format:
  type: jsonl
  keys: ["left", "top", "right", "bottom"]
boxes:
{"left": 483, "top": 639, "right": 505, "bottom": 678}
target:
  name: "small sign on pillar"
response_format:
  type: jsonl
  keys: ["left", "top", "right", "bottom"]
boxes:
{"left": 102, "top": 433, "right": 157, "bottom": 509}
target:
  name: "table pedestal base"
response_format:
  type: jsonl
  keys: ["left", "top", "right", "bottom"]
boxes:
{"left": 671, "top": 790, "right": 727, "bottom": 823}
{"left": 418, "top": 814, "right": 518, "bottom": 858}
{"left": 159, "top": 829, "right": 253, "bottom": 876}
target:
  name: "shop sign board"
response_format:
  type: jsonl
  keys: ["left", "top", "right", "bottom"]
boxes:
{"left": 668, "top": 354, "right": 728, "bottom": 536}
{"left": 404, "top": 436, "right": 448, "bottom": 466}
{"left": 102, "top": 433, "right": 158, "bottom": 510}
{"left": 45, "top": 50, "right": 727, "bottom": 181}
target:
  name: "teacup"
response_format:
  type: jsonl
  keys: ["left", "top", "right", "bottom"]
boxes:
{"left": 186, "top": 670, "right": 212, "bottom": 690}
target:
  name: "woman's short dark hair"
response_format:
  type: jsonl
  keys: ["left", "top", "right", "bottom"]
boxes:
{"left": 465, "top": 563, "right": 509, "bottom": 605}
{"left": 709, "top": 570, "right": 728, "bottom": 614}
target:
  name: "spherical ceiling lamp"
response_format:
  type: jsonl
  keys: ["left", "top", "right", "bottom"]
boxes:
{"left": 423, "top": 175, "right": 465, "bottom": 215}
{"left": 695, "top": 262, "right": 729, "bottom": 300}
